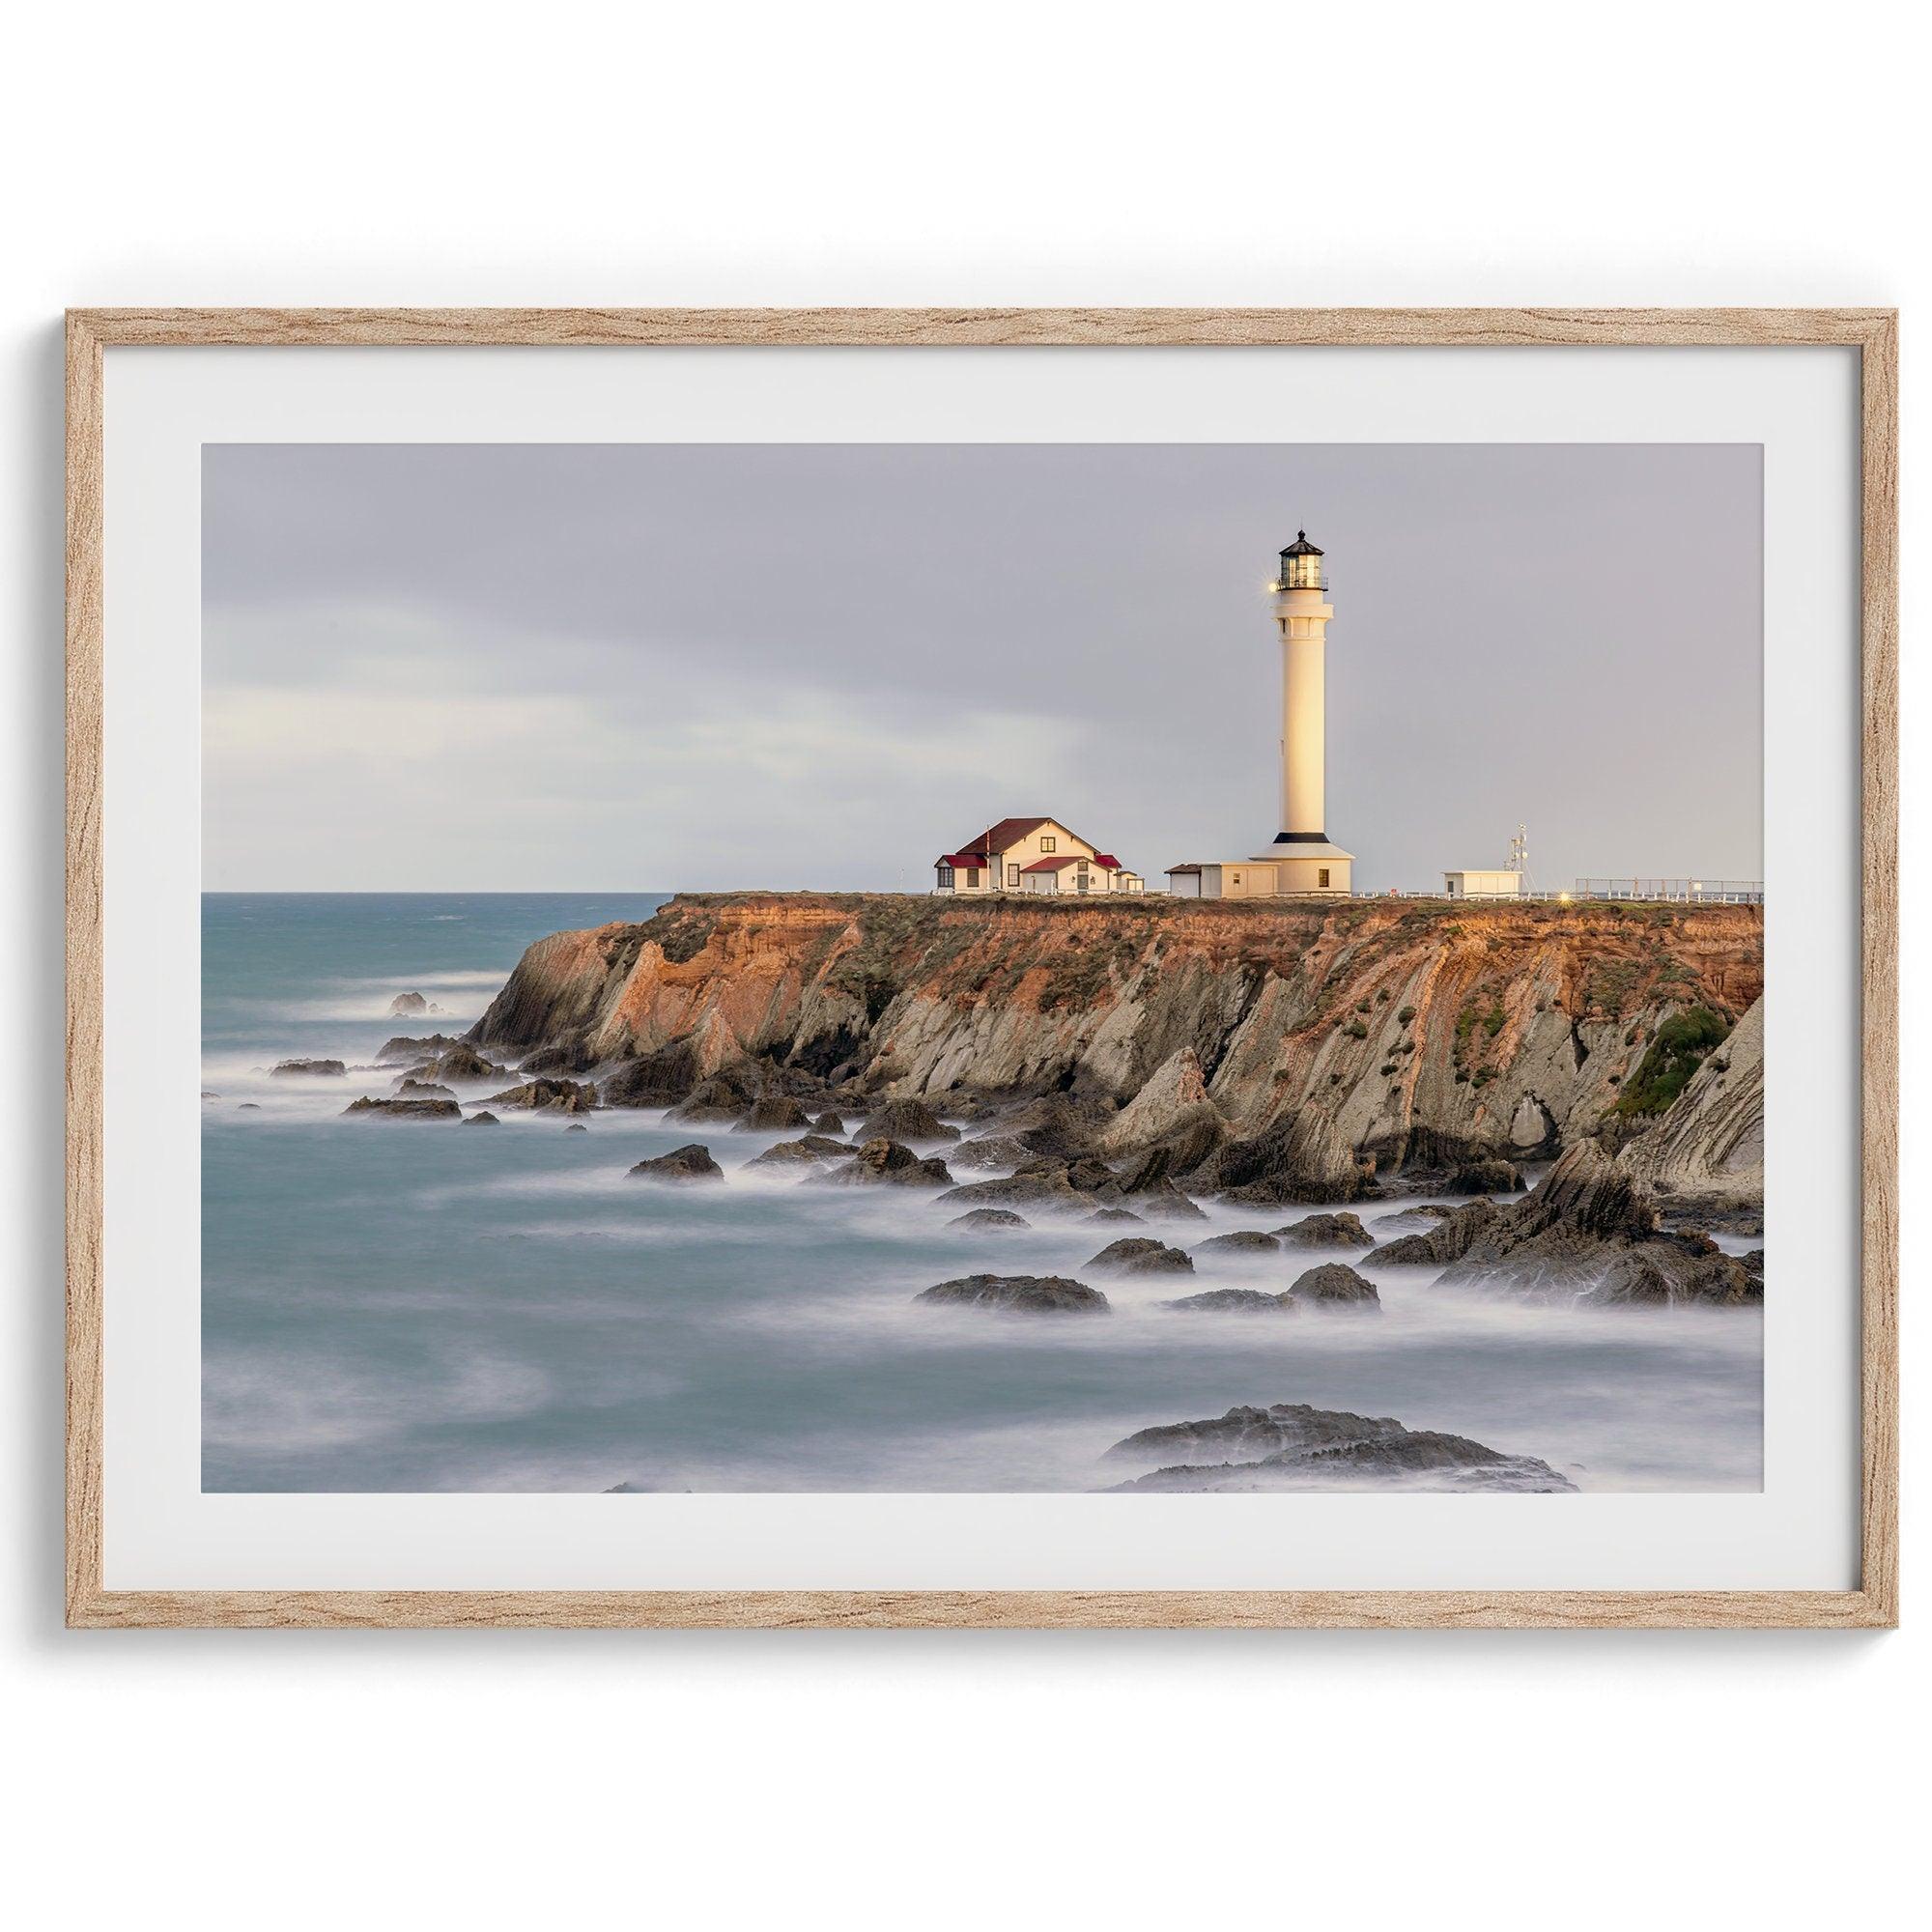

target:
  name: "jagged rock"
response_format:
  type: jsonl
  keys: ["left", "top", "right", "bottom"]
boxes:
{"left": 1369, "top": 1197, "right": 1504, "bottom": 1264}
{"left": 518, "top": 1040, "right": 598, "bottom": 1076}
{"left": 914, "top": 1273, "right": 1109, "bottom": 1315}
{"left": 464, "top": 1111, "right": 500, "bottom": 1125}
{"left": 1411, "top": 1140, "right": 1761, "bottom": 1304}
{"left": 810, "top": 1111, "right": 846, "bottom": 1136}
{"left": 375, "top": 1034, "right": 465, "bottom": 1065}
{"left": 746, "top": 1134, "right": 852, "bottom": 1169}
{"left": 1213, "top": 1105, "right": 1368, "bottom": 1206}
{"left": 1005, "top": 1094, "right": 1109, "bottom": 1160}
{"left": 819, "top": 1137, "right": 953, "bottom": 1188}
{"left": 395, "top": 1077, "right": 455, "bottom": 1098}
{"left": 672, "top": 1075, "right": 758, "bottom": 1123}
{"left": 564, "top": 1123, "right": 588, "bottom": 1133}
{"left": 949, "top": 1208, "right": 1031, "bottom": 1231}
{"left": 1275, "top": 1211, "right": 1374, "bottom": 1249}
{"left": 413, "top": 1043, "right": 509, "bottom": 1085}
{"left": 734, "top": 1095, "right": 810, "bottom": 1133}
{"left": 1104, "top": 1403, "right": 1574, "bottom": 1492}
{"left": 481, "top": 1077, "right": 600, "bottom": 1115}
{"left": 1579, "top": 1246, "right": 1762, "bottom": 1308}
{"left": 627, "top": 1143, "right": 724, "bottom": 1183}
{"left": 602, "top": 1040, "right": 703, "bottom": 1107}
{"left": 1617, "top": 997, "right": 1764, "bottom": 1217}
{"left": 1193, "top": 1231, "right": 1281, "bottom": 1256}
{"left": 1283, "top": 1263, "right": 1380, "bottom": 1311}
{"left": 1087, "top": 1207, "right": 1146, "bottom": 1225}
{"left": 1097, "top": 1047, "right": 1225, "bottom": 1157}
{"left": 342, "top": 1095, "right": 460, "bottom": 1121}
{"left": 1162, "top": 1288, "right": 1291, "bottom": 1315}
{"left": 858, "top": 1097, "right": 959, "bottom": 1143}
{"left": 271, "top": 1058, "right": 345, "bottom": 1077}
{"left": 387, "top": 991, "right": 448, "bottom": 1017}
{"left": 1086, "top": 1237, "right": 1194, "bottom": 1276}
{"left": 950, "top": 1134, "right": 1036, "bottom": 1171}
{"left": 1443, "top": 1158, "right": 1527, "bottom": 1195}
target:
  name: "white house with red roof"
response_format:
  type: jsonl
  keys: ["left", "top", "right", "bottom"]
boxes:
{"left": 933, "top": 816, "right": 1143, "bottom": 896}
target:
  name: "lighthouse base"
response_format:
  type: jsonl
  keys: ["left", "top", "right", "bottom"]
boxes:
{"left": 1163, "top": 843, "right": 1354, "bottom": 898}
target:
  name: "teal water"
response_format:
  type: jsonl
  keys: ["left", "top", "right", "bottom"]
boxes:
{"left": 202, "top": 893, "right": 1763, "bottom": 1492}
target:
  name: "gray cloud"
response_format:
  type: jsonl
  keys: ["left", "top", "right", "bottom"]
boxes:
{"left": 204, "top": 442, "right": 1761, "bottom": 893}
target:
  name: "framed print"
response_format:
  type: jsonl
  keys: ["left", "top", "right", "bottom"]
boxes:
{"left": 65, "top": 308, "right": 1897, "bottom": 1629}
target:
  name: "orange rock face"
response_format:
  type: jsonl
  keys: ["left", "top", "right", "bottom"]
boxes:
{"left": 471, "top": 892, "right": 1764, "bottom": 1166}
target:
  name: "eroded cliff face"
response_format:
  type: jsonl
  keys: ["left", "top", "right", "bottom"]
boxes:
{"left": 469, "top": 892, "right": 1763, "bottom": 1177}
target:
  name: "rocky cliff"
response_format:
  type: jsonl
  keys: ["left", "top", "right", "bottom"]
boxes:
{"left": 469, "top": 892, "right": 1763, "bottom": 1184}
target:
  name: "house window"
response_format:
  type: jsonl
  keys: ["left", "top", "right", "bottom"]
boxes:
{"left": 1039, "top": 836, "right": 1057, "bottom": 853}
{"left": 1318, "top": 867, "right": 1330, "bottom": 889}
{"left": 1007, "top": 864, "right": 1020, "bottom": 888}
{"left": 964, "top": 867, "right": 981, "bottom": 889}
{"left": 938, "top": 866, "right": 955, "bottom": 890}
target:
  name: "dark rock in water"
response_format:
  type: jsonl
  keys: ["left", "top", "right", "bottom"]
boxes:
{"left": 858, "top": 1097, "right": 960, "bottom": 1143}
{"left": 734, "top": 1095, "right": 810, "bottom": 1133}
{"left": 810, "top": 1111, "right": 846, "bottom": 1136}
{"left": 1087, "top": 1207, "right": 1146, "bottom": 1225}
{"left": 819, "top": 1136, "right": 953, "bottom": 1188}
{"left": 1193, "top": 1230, "right": 1281, "bottom": 1256}
{"left": 272, "top": 1058, "right": 346, "bottom": 1077}
{"left": 395, "top": 1077, "right": 456, "bottom": 1099}
{"left": 414, "top": 1043, "right": 510, "bottom": 1085}
{"left": 1579, "top": 1246, "right": 1762, "bottom": 1308}
{"left": 564, "top": 1123, "right": 588, "bottom": 1133}
{"left": 950, "top": 1134, "right": 1036, "bottom": 1172}
{"left": 1658, "top": 1200, "right": 1765, "bottom": 1238}
{"left": 481, "top": 1077, "right": 599, "bottom": 1116}
{"left": 1369, "top": 1198, "right": 1504, "bottom": 1264}
{"left": 1162, "top": 1288, "right": 1292, "bottom": 1315}
{"left": 1275, "top": 1211, "right": 1374, "bottom": 1249}
{"left": 1131, "top": 1183, "right": 1209, "bottom": 1224}
{"left": 915, "top": 1273, "right": 1109, "bottom": 1315}
{"left": 387, "top": 991, "right": 447, "bottom": 1017}
{"left": 1369, "top": 1203, "right": 1457, "bottom": 1236}
{"left": 237, "top": 1102, "right": 261, "bottom": 1110}
{"left": 464, "top": 1111, "right": 500, "bottom": 1125}
{"left": 1740, "top": 1248, "right": 1764, "bottom": 1277}
{"left": 670, "top": 1077, "right": 754, "bottom": 1123}
{"left": 747, "top": 1134, "right": 852, "bottom": 1169}
{"left": 1104, "top": 1402, "right": 1575, "bottom": 1492}
{"left": 1087, "top": 1237, "right": 1194, "bottom": 1276}
{"left": 1444, "top": 1158, "right": 1527, "bottom": 1195}
{"left": 938, "top": 1169, "right": 1096, "bottom": 1213}
{"left": 600, "top": 1041, "right": 702, "bottom": 1107}
{"left": 375, "top": 1033, "right": 465, "bottom": 1065}
{"left": 628, "top": 1143, "right": 724, "bottom": 1183}
{"left": 950, "top": 1207, "right": 1031, "bottom": 1231}
{"left": 342, "top": 1095, "right": 460, "bottom": 1121}
{"left": 1283, "top": 1262, "right": 1380, "bottom": 1311}
{"left": 1416, "top": 1141, "right": 1761, "bottom": 1305}
{"left": 201, "top": 1091, "right": 220, "bottom": 1100}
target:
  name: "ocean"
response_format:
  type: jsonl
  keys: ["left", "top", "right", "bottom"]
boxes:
{"left": 202, "top": 892, "right": 1764, "bottom": 1492}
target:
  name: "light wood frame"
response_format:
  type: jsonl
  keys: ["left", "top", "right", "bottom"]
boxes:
{"left": 65, "top": 307, "right": 1899, "bottom": 1630}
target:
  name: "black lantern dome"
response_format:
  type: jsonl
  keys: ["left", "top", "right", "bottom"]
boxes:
{"left": 1277, "top": 530, "right": 1325, "bottom": 591}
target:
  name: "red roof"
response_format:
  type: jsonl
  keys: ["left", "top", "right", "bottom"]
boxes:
{"left": 1092, "top": 853, "right": 1122, "bottom": 869}
{"left": 935, "top": 853, "right": 989, "bottom": 869}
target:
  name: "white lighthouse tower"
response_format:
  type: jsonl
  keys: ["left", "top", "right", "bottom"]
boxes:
{"left": 1247, "top": 532, "right": 1352, "bottom": 891}
{"left": 1162, "top": 529, "right": 1356, "bottom": 899}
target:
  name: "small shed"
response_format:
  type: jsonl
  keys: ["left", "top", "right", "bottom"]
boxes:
{"left": 1443, "top": 869, "right": 1523, "bottom": 899}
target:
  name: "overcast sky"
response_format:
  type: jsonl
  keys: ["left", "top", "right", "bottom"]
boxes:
{"left": 203, "top": 442, "right": 1761, "bottom": 894}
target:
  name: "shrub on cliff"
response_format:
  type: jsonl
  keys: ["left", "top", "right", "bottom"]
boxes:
{"left": 1614, "top": 1006, "right": 1731, "bottom": 1117}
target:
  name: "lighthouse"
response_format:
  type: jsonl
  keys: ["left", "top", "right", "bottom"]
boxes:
{"left": 1162, "top": 529, "right": 1355, "bottom": 898}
